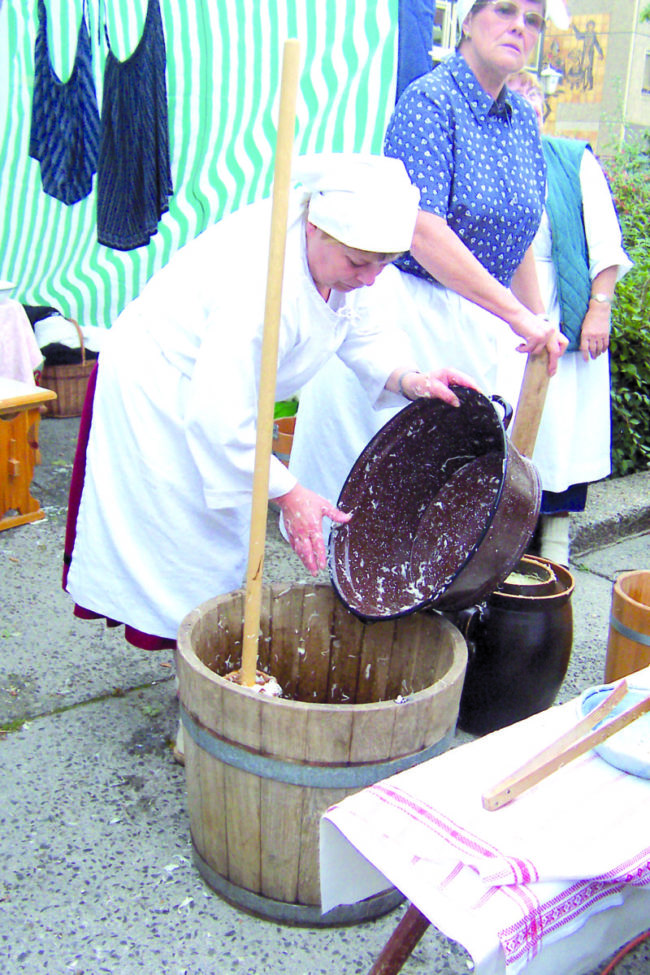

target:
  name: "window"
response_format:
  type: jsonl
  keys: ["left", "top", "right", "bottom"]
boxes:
{"left": 430, "top": 1, "right": 455, "bottom": 63}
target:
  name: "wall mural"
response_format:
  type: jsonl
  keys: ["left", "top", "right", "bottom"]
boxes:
{"left": 540, "top": 12, "right": 610, "bottom": 139}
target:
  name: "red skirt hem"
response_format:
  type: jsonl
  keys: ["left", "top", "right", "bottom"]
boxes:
{"left": 73, "top": 603, "right": 176, "bottom": 651}
{"left": 64, "top": 364, "right": 175, "bottom": 652}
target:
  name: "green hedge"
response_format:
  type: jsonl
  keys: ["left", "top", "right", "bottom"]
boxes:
{"left": 603, "top": 132, "right": 650, "bottom": 476}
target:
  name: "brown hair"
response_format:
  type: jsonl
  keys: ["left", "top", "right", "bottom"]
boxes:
{"left": 470, "top": 0, "right": 547, "bottom": 15}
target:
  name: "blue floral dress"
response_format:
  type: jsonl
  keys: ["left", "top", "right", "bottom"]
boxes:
{"left": 380, "top": 52, "right": 546, "bottom": 395}
{"left": 385, "top": 53, "right": 545, "bottom": 287}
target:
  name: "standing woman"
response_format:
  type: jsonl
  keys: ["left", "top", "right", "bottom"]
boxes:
{"left": 504, "top": 70, "right": 632, "bottom": 564}
{"left": 286, "top": 0, "right": 567, "bottom": 519}
{"left": 385, "top": 0, "right": 566, "bottom": 387}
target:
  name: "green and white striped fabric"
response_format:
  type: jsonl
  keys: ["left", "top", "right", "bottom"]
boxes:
{"left": 0, "top": 0, "right": 399, "bottom": 329}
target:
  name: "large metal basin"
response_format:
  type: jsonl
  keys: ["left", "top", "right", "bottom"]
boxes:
{"left": 328, "top": 387, "right": 541, "bottom": 621}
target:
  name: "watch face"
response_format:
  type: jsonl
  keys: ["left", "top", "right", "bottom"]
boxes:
{"left": 591, "top": 293, "right": 611, "bottom": 303}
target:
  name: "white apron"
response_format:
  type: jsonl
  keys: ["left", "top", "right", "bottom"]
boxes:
{"left": 498, "top": 150, "right": 632, "bottom": 494}
{"left": 497, "top": 212, "right": 612, "bottom": 493}
{"left": 66, "top": 198, "right": 412, "bottom": 640}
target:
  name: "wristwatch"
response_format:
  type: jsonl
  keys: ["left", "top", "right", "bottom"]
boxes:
{"left": 590, "top": 293, "right": 612, "bottom": 304}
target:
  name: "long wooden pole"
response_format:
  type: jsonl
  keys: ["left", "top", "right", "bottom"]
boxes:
{"left": 240, "top": 39, "right": 300, "bottom": 687}
{"left": 509, "top": 351, "right": 550, "bottom": 458}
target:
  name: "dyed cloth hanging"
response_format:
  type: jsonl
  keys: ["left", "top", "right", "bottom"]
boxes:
{"left": 96, "top": 0, "right": 173, "bottom": 250}
{"left": 29, "top": 0, "right": 100, "bottom": 205}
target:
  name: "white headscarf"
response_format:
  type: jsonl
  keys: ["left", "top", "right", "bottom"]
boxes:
{"left": 292, "top": 153, "right": 420, "bottom": 254}
{"left": 456, "top": 0, "right": 477, "bottom": 33}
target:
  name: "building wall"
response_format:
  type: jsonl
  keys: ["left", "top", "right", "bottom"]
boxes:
{"left": 625, "top": 12, "right": 650, "bottom": 127}
{"left": 425, "top": 1, "right": 649, "bottom": 153}
{"left": 0, "top": 0, "right": 399, "bottom": 329}
{"left": 541, "top": 0, "right": 649, "bottom": 152}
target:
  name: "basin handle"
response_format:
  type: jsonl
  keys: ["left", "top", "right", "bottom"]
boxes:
{"left": 490, "top": 395, "right": 513, "bottom": 430}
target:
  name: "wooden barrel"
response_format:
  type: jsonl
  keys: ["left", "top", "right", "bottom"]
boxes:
{"left": 605, "top": 570, "right": 650, "bottom": 682}
{"left": 176, "top": 583, "right": 467, "bottom": 925}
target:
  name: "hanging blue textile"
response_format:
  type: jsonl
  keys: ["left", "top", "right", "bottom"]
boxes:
{"left": 397, "top": 0, "right": 436, "bottom": 101}
{"left": 29, "top": 0, "right": 100, "bottom": 205}
{"left": 96, "top": 0, "right": 173, "bottom": 250}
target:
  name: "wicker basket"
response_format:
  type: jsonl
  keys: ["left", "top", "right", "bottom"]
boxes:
{"left": 40, "top": 318, "right": 95, "bottom": 418}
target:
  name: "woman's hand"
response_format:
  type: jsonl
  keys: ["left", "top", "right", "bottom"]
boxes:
{"left": 509, "top": 307, "right": 553, "bottom": 351}
{"left": 578, "top": 268, "right": 617, "bottom": 361}
{"left": 274, "top": 483, "right": 351, "bottom": 576}
{"left": 579, "top": 302, "right": 611, "bottom": 361}
{"left": 510, "top": 312, "right": 568, "bottom": 375}
{"left": 393, "top": 367, "right": 480, "bottom": 407}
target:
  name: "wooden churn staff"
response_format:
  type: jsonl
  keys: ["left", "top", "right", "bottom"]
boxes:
{"left": 510, "top": 350, "right": 550, "bottom": 459}
{"left": 239, "top": 39, "right": 301, "bottom": 687}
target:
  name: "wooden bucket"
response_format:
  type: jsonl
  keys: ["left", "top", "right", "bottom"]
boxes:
{"left": 605, "top": 570, "right": 650, "bottom": 682}
{"left": 272, "top": 415, "right": 296, "bottom": 467}
{"left": 176, "top": 583, "right": 467, "bottom": 925}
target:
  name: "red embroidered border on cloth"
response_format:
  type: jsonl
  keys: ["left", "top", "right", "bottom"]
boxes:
{"left": 320, "top": 691, "right": 650, "bottom": 974}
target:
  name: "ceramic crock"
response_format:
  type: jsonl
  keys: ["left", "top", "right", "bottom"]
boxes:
{"left": 452, "top": 556, "right": 575, "bottom": 735}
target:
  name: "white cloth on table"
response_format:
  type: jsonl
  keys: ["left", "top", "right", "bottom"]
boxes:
{"left": 497, "top": 149, "right": 633, "bottom": 494}
{"left": 66, "top": 195, "right": 414, "bottom": 640}
{"left": 320, "top": 667, "right": 650, "bottom": 975}
{"left": 0, "top": 299, "right": 43, "bottom": 383}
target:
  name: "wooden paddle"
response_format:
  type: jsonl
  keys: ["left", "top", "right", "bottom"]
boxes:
{"left": 483, "top": 679, "right": 650, "bottom": 810}
{"left": 239, "top": 39, "right": 300, "bottom": 688}
{"left": 509, "top": 350, "right": 550, "bottom": 458}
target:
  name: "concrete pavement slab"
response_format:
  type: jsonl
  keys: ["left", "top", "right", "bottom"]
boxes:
{"left": 1, "top": 516, "right": 175, "bottom": 725}
{"left": 556, "top": 565, "right": 614, "bottom": 702}
{"left": 571, "top": 470, "right": 650, "bottom": 556}
{"left": 577, "top": 533, "right": 650, "bottom": 581}
{"left": 0, "top": 685, "right": 475, "bottom": 975}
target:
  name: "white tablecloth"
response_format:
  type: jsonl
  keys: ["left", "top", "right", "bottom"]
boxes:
{"left": 0, "top": 299, "right": 42, "bottom": 384}
{"left": 320, "top": 668, "right": 650, "bottom": 975}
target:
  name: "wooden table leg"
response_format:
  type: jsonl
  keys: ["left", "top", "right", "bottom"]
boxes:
{"left": 368, "top": 902, "right": 431, "bottom": 975}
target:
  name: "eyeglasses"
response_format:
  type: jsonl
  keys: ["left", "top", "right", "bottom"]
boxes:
{"left": 481, "top": 1, "right": 546, "bottom": 35}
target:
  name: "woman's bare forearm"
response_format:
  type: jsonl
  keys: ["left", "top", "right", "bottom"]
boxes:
{"left": 409, "top": 211, "right": 565, "bottom": 372}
